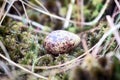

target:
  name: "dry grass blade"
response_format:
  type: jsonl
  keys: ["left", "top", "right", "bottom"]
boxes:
{"left": 0, "top": 0, "right": 15, "bottom": 26}
{"left": 0, "top": 52, "right": 48, "bottom": 80}
{"left": 80, "top": 0, "right": 84, "bottom": 28}
{"left": 114, "top": 0, "right": 120, "bottom": 10}
{"left": 6, "top": 13, "right": 45, "bottom": 30}
{"left": 6, "top": 0, "right": 22, "bottom": 16}
{"left": 20, "top": 45, "right": 97, "bottom": 70}
{"left": 20, "top": 0, "right": 31, "bottom": 27}
{"left": 0, "top": 41, "right": 11, "bottom": 60}
{"left": 93, "top": 16, "right": 120, "bottom": 55}
{"left": 0, "top": 61, "right": 13, "bottom": 79}
{"left": 0, "top": 0, "right": 6, "bottom": 20}
{"left": 81, "top": 34, "right": 88, "bottom": 51}
{"left": 63, "top": 0, "right": 75, "bottom": 29}
{"left": 83, "top": 0, "right": 110, "bottom": 25}
{"left": 34, "top": 0, "right": 50, "bottom": 13}
{"left": 0, "top": 40, "right": 48, "bottom": 79}
{"left": 20, "top": 0, "right": 110, "bottom": 26}
{"left": 107, "top": 15, "right": 120, "bottom": 46}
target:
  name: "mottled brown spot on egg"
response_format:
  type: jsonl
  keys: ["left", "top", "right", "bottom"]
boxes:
{"left": 44, "top": 30, "right": 80, "bottom": 54}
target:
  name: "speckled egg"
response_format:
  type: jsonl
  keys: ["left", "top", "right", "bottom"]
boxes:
{"left": 44, "top": 30, "right": 80, "bottom": 54}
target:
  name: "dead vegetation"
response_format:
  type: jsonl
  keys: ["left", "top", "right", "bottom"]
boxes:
{"left": 0, "top": 0, "right": 120, "bottom": 80}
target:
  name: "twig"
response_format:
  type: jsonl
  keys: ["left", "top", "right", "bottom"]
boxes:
{"left": 0, "top": 0, "right": 6, "bottom": 19}
{"left": 0, "top": 41, "right": 11, "bottom": 60}
{"left": 106, "top": 15, "right": 120, "bottom": 46}
{"left": 83, "top": 0, "right": 110, "bottom": 25}
{"left": 21, "top": 0, "right": 110, "bottom": 26}
{"left": 63, "top": 0, "right": 75, "bottom": 29}
{"left": 80, "top": 0, "right": 84, "bottom": 28}
{"left": 0, "top": 0, "right": 15, "bottom": 26}
{"left": 21, "top": 44, "right": 96, "bottom": 70}
{"left": 81, "top": 34, "right": 88, "bottom": 51}
{"left": 93, "top": 16, "right": 120, "bottom": 55}
{"left": 114, "top": 0, "right": 120, "bottom": 10}
{"left": 0, "top": 40, "right": 15, "bottom": 70}
{"left": 112, "top": 11, "right": 120, "bottom": 19}
{"left": 114, "top": 44, "right": 119, "bottom": 52}
{"left": 0, "top": 51, "right": 48, "bottom": 79}
{"left": 34, "top": 0, "right": 50, "bottom": 13}
{"left": 27, "top": 0, "right": 53, "bottom": 22}
{"left": 0, "top": 61, "right": 13, "bottom": 79}
{"left": 21, "top": 53, "right": 86, "bottom": 70}
{"left": 21, "top": 58, "right": 83, "bottom": 74}
{"left": 20, "top": 0, "right": 32, "bottom": 27}
{"left": 6, "top": 13, "right": 46, "bottom": 30}
{"left": 6, "top": 0, "right": 22, "bottom": 16}
{"left": 61, "top": 58, "right": 83, "bottom": 72}
{"left": 102, "top": 38, "right": 115, "bottom": 56}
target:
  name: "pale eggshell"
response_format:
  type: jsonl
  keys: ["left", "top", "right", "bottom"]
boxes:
{"left": 44, "top": 30, "right": 80, "bottom": 54}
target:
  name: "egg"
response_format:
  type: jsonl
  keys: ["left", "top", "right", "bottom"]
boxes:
{"left": 44, "top": 30, "right": 80, "bottom": 54}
